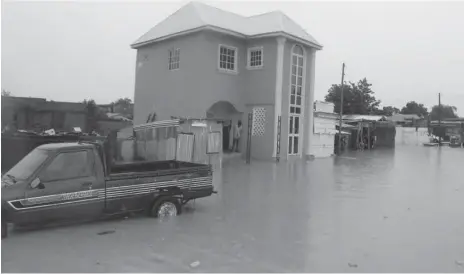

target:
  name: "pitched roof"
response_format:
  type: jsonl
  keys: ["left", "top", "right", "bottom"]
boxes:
{"left": 131, "top": 1, "right": 322, "bottom": 49}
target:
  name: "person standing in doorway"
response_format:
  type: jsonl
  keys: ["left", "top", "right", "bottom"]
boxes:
{"left": 232, "top": 121, "right": 242, "bottom": 153}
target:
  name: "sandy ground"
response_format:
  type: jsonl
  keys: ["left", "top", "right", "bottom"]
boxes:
{"left": 2, "top": 146, "right": 464, "bottom": 272}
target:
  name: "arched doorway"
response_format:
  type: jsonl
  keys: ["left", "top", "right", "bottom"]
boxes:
{"left": 206, "top": 101, "right": 243, "bottom": 153}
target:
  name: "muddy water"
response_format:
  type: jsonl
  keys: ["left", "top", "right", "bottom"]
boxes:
{"left": 2, "top": 147, "right": 464, "bottom": 272}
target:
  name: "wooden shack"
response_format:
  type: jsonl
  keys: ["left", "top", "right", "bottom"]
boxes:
{"left": 341, "top": 115, "right": 396, "bottom": 150}
{"left": 129, "top": 118, "right": 223, "bottom": 169}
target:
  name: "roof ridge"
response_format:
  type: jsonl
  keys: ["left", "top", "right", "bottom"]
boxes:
{"left": 247, "top": 10, "right": 280, "bottom": 18}
{"left": 131, "top": 2, "right": 189, "bottom": 45}
{"left": 131, "top": 2, "right": 323, "bottom": 49}
{"left": 191, "top": 1, "right": 246, "bottom": 19}
{"left": 190, "top": 1, "right": 206, "bottom": 23}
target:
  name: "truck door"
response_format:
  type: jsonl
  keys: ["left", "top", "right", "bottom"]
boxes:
{"left": 22, "top": 149, "right": 104, "bottom": 225}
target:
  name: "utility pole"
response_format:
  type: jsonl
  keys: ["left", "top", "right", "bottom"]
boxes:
{"left": 438, "top": 93, "right": 442, "bottom": 146}
{"left": 337, "top": 63, "right": 345, "bottom": 155}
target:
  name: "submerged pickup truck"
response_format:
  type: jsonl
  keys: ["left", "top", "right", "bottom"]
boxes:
{"left": 1, "top": 141, "right": 214, "bottom": 238}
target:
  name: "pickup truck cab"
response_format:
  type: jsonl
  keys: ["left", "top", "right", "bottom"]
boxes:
{"left": 1, "top": 141, "right": 214, "bottom": 238}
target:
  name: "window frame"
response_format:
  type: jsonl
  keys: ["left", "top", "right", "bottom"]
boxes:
{"left": 217, "top": 44, "right": 238, "bottom": 74}
{"left": 39, "top": 150, "right": 94, "bottom": 182}
{"left": 288, "top": 44, "right": 306, "bottom": 156}
{"left": 247, "top": 46, "right": 263, "bottom": 70}
{"left": 168, "top": 48, "right": 180, "bottom": 71}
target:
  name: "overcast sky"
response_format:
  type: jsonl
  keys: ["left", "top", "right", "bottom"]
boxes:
{"left": 2, "top": 1, "right": 463, "bottom": 115}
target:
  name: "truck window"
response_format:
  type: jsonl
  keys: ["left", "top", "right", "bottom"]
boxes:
{"left": 5, "top": 148, "right": 49, "bottom": 181}
{"left": 40, "top": 150, "right": 93, "bottom": 182}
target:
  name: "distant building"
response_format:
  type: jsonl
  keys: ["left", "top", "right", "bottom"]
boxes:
{"left": 386, "top": 113, "right": 425, "bottom": 127}
{"left": 1, "top": 96, "right": 87, "bottom": 132}
{"left": 131, "top": 2, "right": 323, "bottom": 160}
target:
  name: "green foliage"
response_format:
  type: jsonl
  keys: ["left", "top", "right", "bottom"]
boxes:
{"left": 430, "top": 104, "right": 458, "bottom": 121}
{"left": 400, "top": 101, "right": 428, "bottom": 117}
{"left": 112, "top": 97, "right": 134, "bottom": 119}
{"left": 83, "top": 99, "right": 105, "bottom": 132}
{"left": 325, "top": 78, "right": 381, "bottom": 114}
{"left": 1, "top": 89, "right": 11, "bottom": 97}
{"left": 379, "top": 106, "right": 400, "bottom": 116}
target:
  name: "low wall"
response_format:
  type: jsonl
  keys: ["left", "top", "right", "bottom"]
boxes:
{"left": 395, "top": 127, "right": 429, "bottom": 146}
{"left": 375, "top": 126, "right": 396, "bottom": 147}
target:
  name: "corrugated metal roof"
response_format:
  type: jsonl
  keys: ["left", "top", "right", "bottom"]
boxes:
{"left": 131, "top": 1, "right": 322, "bottom": 49}
{"left": 342, "top": 114, "right": 386, "bottom": 122}
{"left": 133, "top": 119, "right": 181, "bottom": 131}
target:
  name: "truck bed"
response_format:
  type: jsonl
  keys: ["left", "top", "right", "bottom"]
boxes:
{"left": 106, "top": 160, "right": 214, "bottom": 201}
{"left": 108, "top": 160, "right": 211, "bottom": 180}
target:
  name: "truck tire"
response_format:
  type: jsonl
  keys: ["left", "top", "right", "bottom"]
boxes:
{"left": 2, "top": 219, "right": 7, "bottom": 239}
{"left": 150, "top": 196, "right": 181, "bottom": 218}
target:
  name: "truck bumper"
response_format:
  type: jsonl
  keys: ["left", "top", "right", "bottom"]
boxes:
{"left": 183, "top": 186, "right": 214, "bottom": 200}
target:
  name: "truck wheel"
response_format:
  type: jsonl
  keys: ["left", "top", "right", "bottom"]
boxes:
{"left": 150, "top": 197, "right": 181, "bottom": 218}
{"left": 2, "top": 219, "right": 7, "bottom": 239}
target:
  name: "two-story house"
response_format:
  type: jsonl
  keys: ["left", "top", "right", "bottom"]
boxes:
{"left": 131, "top": 1, "right": 322, "bottom": 160}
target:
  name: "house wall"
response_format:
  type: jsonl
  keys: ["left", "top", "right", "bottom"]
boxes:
{"left": 134, "top": 31, "right": 249, "bottom": 125}
{"left": 133, "top": 31, "right": 318, "bottom": 161}
{"left": 133, "top": 31, "right": 280, "bottom": 159}
{"left": 241, "top": 104, "right": 275, "bottom": 160}
{"left": 64, "top": 113, "right": 87, "bottom": 131}
{"left": 243, "top": 38, "right": 278, "bottom": 105}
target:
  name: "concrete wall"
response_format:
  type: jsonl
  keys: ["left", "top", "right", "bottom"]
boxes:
{"left": 64, "top": 113, "right": 87, "bottom": 131}
{"left": 395, "top": 127, "right": 430, "bottom": 146}
{"left": 243, "top": 38, "right": 278, "bottom": 105}
{"left": 311, "top": 116, "right": 336, "bottom": 158}
{"left": 134, "top": 31, "right": 250, "bottom": 125}
{"left": 241, "top": 104, "right": 275, "bottom": 160}
{"left": 311, "top": 134, "right": 335, "bottom": 158}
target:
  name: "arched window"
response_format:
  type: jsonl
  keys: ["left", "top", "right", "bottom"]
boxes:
{"left": 288, "top": 45, "right": 305, "bottom": 155}
{"left": 293, "top": 45, "right": 304, "bottom": 56}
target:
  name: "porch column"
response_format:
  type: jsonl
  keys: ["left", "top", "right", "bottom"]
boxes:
{"left": 273, "top": 37, "right": 286, "bottom": 158}
{"left": 305, "top": 48, "right": 317, "bottom": 157}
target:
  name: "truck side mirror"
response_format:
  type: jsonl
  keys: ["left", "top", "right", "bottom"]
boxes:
{"left": 30, "top": 178, "right": 44, "bottom": 189}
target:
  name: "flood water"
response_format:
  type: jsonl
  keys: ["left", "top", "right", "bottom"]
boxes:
{"left": 2, "top": 146, "right": 464, "bottom": 272}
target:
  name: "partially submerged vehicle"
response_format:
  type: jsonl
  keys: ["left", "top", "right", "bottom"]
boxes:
{"left": 450, "top": 136, "right": 462, "bottom": 148}
{"left": 1, "top": 120, "right": 215, "bottom": 238}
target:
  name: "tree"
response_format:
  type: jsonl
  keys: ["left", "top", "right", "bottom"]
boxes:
{"left": 400, "top": 101, "right": 428, "bottom": 117}
{"left": 371, "top": 106, "right": 400, "bottom": 116}
{"left": 380, "top": 106, "right": 400, "bottom": 116}
{"left": 83, "top": 99, "right": 105, "bottom": 132}
{"left": 2, "top": 89, "right": 11, "bottom": 97}
{"left": 112, "top": 97, "right": 134, "bottom": 119}
{"left": 325, "top": 78, "right": 381, "bottom": 114}
{"left": 430, "top": 104, "right": 458, "bottom": 121}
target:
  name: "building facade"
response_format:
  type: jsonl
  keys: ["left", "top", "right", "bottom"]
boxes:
{"left": 131, "top": 2, "right": 322, "bottom": 160}
{"left": 1, "top": 96, "right": 87, "bottom": 132}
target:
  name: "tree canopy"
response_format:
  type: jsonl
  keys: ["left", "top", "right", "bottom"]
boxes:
{"left": 1, "top": 89, "right": 11, "bottom": 97}
{"left": 376, "top": 106, "right": 400, "bottom": 116}
{"left": 400, "top": 101, "right": 429, "bottom": 117}
{"left": 325, "top": 78, "right": 381, "bottom": 115}
{"left": 112, "top": 97, "right": 134, "bottom": 119}
{"left": 429, "top": 104, "right": 458, "bottom": 121}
